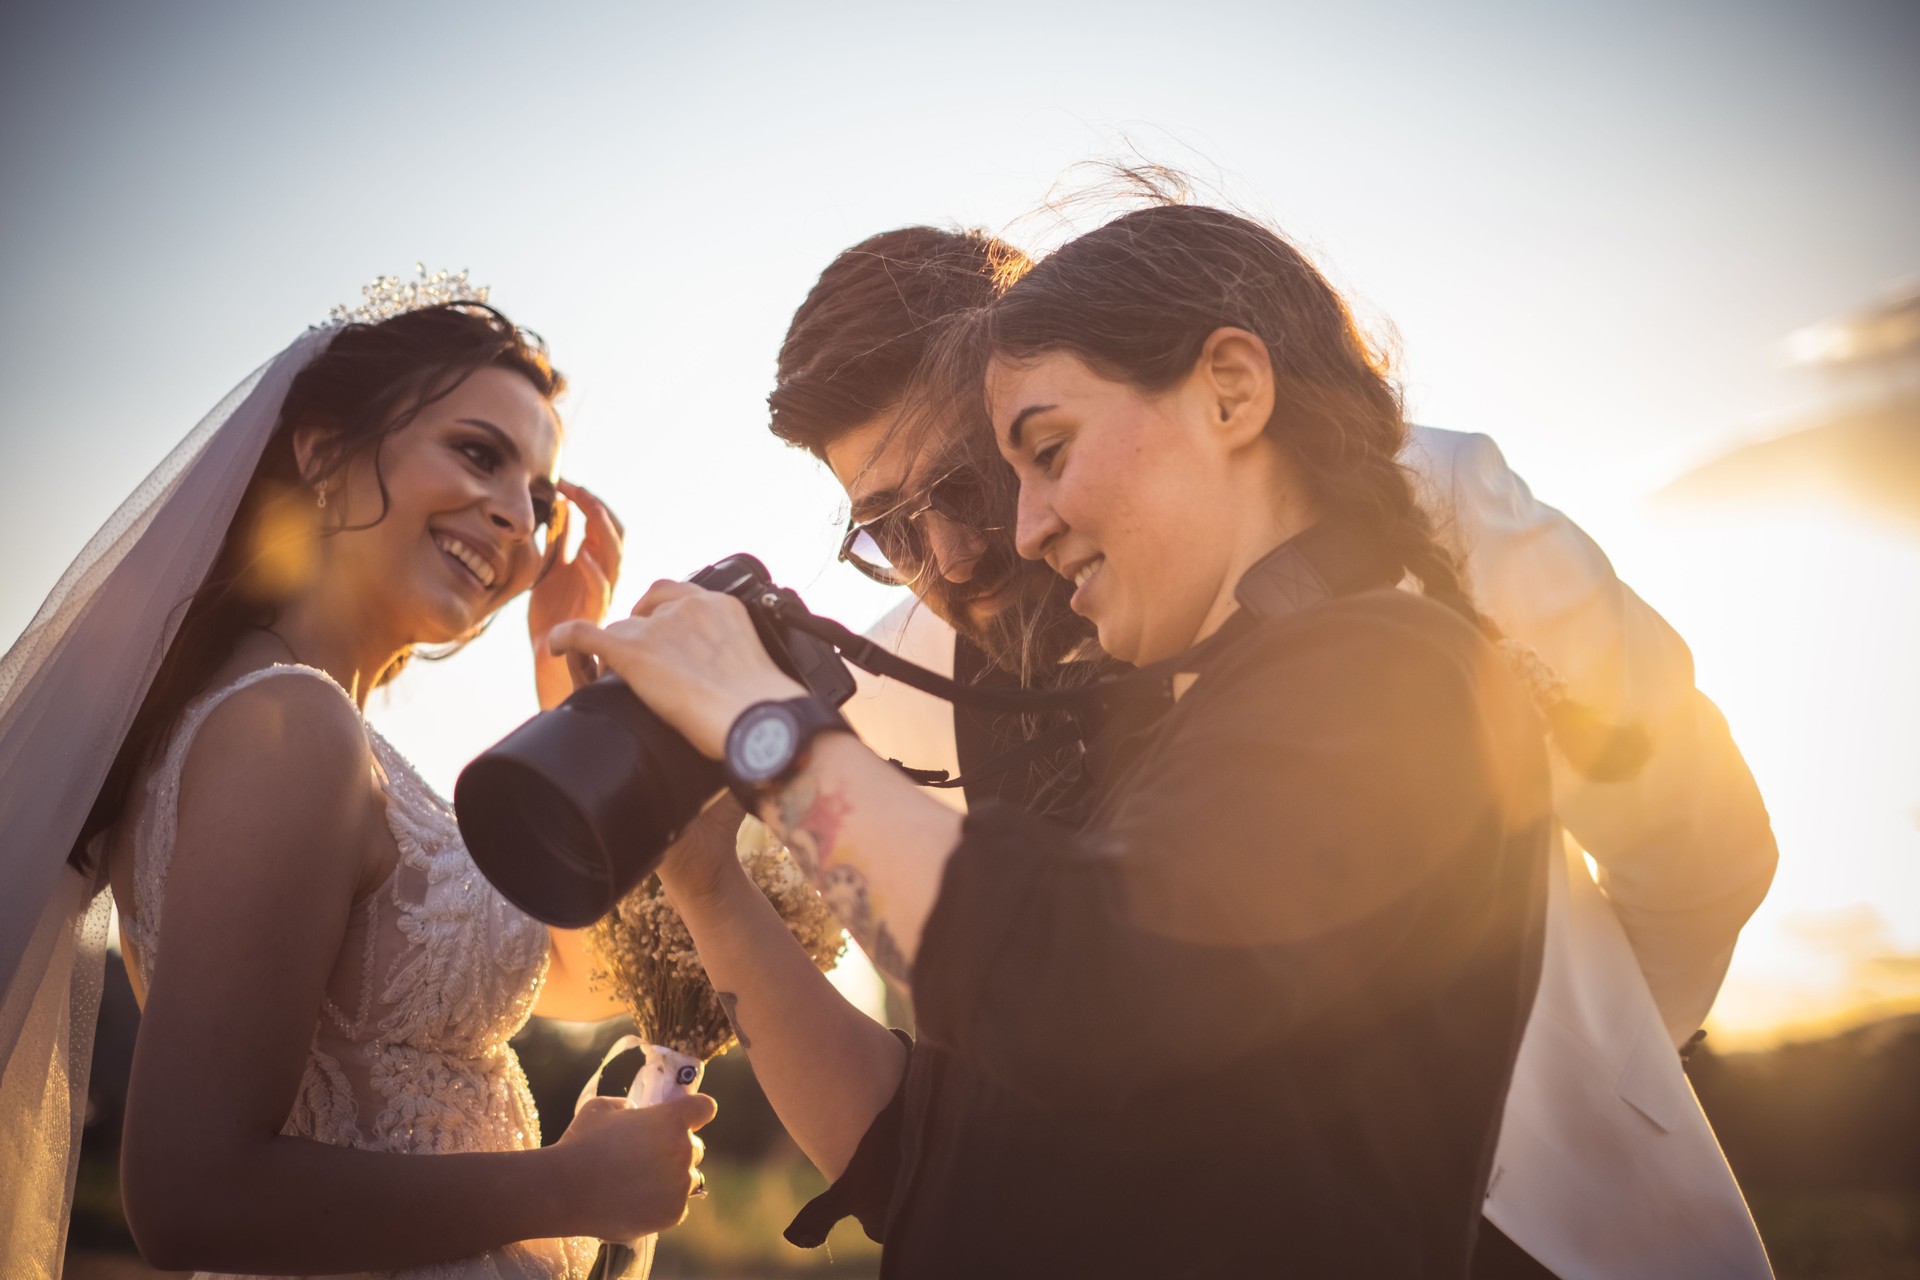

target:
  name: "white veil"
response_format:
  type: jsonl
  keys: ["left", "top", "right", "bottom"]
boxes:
{"left": 0, "top": 324, "right": 336, "bottom": 1277}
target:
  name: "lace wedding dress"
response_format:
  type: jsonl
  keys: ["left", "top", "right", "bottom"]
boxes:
{"left": 119, "top": 664, "right": 596, "bottom": 1280}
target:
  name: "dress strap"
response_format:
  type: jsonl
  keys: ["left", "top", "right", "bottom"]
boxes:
{"left": 126, "top": 664, "right": 362, "bottom": 981}
{"left": 157, "top": 663, "right": 360, "bottom": 783}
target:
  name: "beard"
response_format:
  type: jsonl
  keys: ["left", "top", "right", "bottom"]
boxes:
{"left": 920, "top": 540, "right": 1095, "bottom": 684}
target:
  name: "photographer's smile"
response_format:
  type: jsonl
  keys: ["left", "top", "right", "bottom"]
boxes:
{"left": 1057, "top": 552, "right": 1104, "bottom": 613}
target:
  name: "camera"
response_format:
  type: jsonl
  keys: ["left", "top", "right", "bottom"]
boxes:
{"left": 453, "top": 554, "right": 857, "bottom": 927}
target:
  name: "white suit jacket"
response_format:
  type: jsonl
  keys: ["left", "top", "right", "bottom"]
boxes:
{"left": 843, "top": 426, "right": 1777, "bottom": 1280}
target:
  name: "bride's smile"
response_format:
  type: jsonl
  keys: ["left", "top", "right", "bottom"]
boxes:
{"left": 298, "top": 364, "right": 563, "bottom": 652}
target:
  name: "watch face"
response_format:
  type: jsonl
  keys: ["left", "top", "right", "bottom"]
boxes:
{"left": 736, "top": 708, "right": 798, "bottom": 781}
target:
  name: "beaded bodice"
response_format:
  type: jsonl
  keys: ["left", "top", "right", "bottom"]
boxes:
{"left": 122, "top": 664, "right": 591, "bottom": 1280}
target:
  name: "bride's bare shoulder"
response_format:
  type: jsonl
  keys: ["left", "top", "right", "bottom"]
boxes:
{"left": 173, "top": 669, "right": 381, "bottom": 865}
{"left": 196, "top": 666, "right": 364, "bottom": 754}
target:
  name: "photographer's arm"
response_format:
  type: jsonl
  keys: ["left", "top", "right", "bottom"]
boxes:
{"left": 549, "top": 581, "right": 969, "bottom": 969}
{"left": 654, "top": 800, "right": 907, "bottom": 1178}
{"left": 761, "top": 736, "right": 959, "bottom": 975}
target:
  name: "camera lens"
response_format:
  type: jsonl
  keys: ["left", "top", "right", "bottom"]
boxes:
{"left": 455, "top": 554, "right": 855, "bottom": 927}
{"left": 454, "top": 677, "right": 724, "bottom": 926}
{"left": 455, "top": 760, "right": 611, "bottom": 924}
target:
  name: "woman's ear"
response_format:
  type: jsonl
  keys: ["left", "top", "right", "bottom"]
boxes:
{"left": 290, "top": 420, "right": 335, "bottom": 494}
{"left": 1197, "top": 327, "right": 1275, "bottom": 451}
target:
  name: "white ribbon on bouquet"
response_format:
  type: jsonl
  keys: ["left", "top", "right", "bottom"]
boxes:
{"left": 575, "top": 1035, "right": 708, "bottom": 1280}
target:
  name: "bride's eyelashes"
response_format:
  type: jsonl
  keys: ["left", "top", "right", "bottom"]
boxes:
{"left": 451, "top": 433, "right": 556, "bottom": 530}
{"left": 456, "top": 436, "right": 504, "bottom": 474}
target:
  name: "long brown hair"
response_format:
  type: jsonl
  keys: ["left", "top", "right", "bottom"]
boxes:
{"left": 970, "top": 199, "right": 1647, "bottom": 779}
{"left": 68, "top": 303, "right": 565, "bottom": 870}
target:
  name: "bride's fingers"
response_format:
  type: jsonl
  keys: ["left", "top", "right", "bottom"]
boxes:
{"left": 539, "top": 492, "right": 626, "bottom": 590}
{"left": 564, "top": 482, "right": 625, "bottom": 555}
{"left": 565, "top": 650, "right": 600, "bottom": 689}
{"left": 581, "top": 526, "right": 621, "bottom": 584}
{"left": 543, "top": 494, "right": 572, "bottom": 564}
{"left": 662, "top": 1091, "right": 718, "bottom": 1130}
{"left": 559, "top": 479, "right": 626, "bottom": 548}
{"left": 572, "top": 1094, "right": 628, "bottom": 1123}
{"left": 577, "top": 543, "right": 611, "bottom": 591}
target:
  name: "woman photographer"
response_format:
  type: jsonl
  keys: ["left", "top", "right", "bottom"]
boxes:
{"left": 555, "top": 204, "right": 1554, "bottom": 1275}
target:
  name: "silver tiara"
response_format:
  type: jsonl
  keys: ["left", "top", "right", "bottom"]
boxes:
{"left": 328, "top": 265, "right": 491, "bottom": 325}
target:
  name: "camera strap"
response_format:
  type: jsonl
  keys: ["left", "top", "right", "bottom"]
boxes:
{"left": 766, "top": 600, "right": 1256, "bottom": 792}
{"left": 768, "top": 603, "right": 1178, "bottom": 715}
{"left": 886, "top": 719, "right": 1086, "bottom": 790}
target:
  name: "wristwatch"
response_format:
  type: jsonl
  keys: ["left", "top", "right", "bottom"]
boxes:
{"left": 722, "top": 697, "right": 853, "bottom": 810}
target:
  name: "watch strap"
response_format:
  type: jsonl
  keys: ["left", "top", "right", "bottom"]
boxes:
{"left": 723, "top": 697, "right": 853, "bottom": 811}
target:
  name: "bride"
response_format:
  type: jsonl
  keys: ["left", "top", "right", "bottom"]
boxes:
{"left": 0, "top": 280, "right": 712, "bottom": 1280}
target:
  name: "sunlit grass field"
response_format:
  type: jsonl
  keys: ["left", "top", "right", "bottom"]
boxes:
{"left": 650, "top": 1158, "right": 880, "bottom": 1277}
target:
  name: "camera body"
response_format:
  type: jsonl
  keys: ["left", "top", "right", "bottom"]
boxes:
{"left": 453, "top": 554, "right": 856, "bottom": 927}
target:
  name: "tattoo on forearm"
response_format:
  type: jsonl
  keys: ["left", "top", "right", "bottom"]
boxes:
{"left": 772, "top": 776, "right": 909, "bottom": 984}
{"left": 774, "top": 775, "right": 851, "bottom": 876}
{"left": 717, "top": 990, "right": 750, "bottom": 1050}
{"left": 819, "top": 864, "right": 910, "bottom": 984}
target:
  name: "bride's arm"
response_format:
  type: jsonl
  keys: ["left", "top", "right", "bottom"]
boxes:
{"left": 122, "top": 676, "right": 708, "bottom": 1274}
{"left": 521, "top": 481, "right": 637, "bottom": 1022}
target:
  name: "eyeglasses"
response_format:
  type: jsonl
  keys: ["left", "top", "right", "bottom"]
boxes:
{"left": 839, "top": 468, "right": 1007, "bottom": 587}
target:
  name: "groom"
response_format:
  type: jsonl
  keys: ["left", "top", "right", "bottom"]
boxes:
{"left": 762, "top": 225, "right": 1777, "bottom": 1279}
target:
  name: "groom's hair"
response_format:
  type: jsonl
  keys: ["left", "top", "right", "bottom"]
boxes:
{"left": 769, "top": 226, "right": 1029, "bottom": 458}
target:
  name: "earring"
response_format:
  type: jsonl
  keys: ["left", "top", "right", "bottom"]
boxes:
{"left": 316, "top": 487, "right": 328, "bottom": 510}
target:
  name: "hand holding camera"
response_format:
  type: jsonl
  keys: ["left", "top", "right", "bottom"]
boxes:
{"left": 456, "top": 551, "right": 1140, "bottom": 929}
{"left": 549, "top": 580, "right": 808, "bottom": 761}
{"left": 454, "top": 555, "right": 860, "bottom": 927}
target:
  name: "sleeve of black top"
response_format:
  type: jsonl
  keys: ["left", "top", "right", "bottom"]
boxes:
{"left": 784, "top": 1029, "right": 913, "bottom": 1248}
{"left": 911, "top": 592, "right": 1550, "bottom": 1109}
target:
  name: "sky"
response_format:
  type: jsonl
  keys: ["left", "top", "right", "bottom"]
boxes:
{"left": 3, "top": 0, "right": 1916, "bottom": 1048}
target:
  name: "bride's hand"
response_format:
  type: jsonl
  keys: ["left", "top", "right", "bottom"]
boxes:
{"left": 552, "top": 1092, "right": 716, "bottom": 1241}
{"left": 549, "top": 581, "right": 806, "bottom": 759}
{"left": 529, "top": 481, "right": 624, "bottom": 710}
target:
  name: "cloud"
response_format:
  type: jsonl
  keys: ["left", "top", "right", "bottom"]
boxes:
{"left": 1712, "top": 905, "right": 1920, "bottom": 1049}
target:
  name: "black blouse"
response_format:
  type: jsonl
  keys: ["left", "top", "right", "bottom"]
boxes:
{"left": 789, "top": 524, "right": 1553, "bottom": 1277}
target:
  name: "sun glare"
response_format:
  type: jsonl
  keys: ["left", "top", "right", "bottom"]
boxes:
{"left": 1570, "top": 495, "right": 1920, "bottom": 1050}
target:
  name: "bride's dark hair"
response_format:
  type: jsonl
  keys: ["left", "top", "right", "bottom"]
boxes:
{"left": 68, "top": 304, "right": 564, "bottom": 871}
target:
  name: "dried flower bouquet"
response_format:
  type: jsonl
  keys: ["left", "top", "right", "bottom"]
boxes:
{"left": 579, "top": 810, "right": 844, "bottom": 1280}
